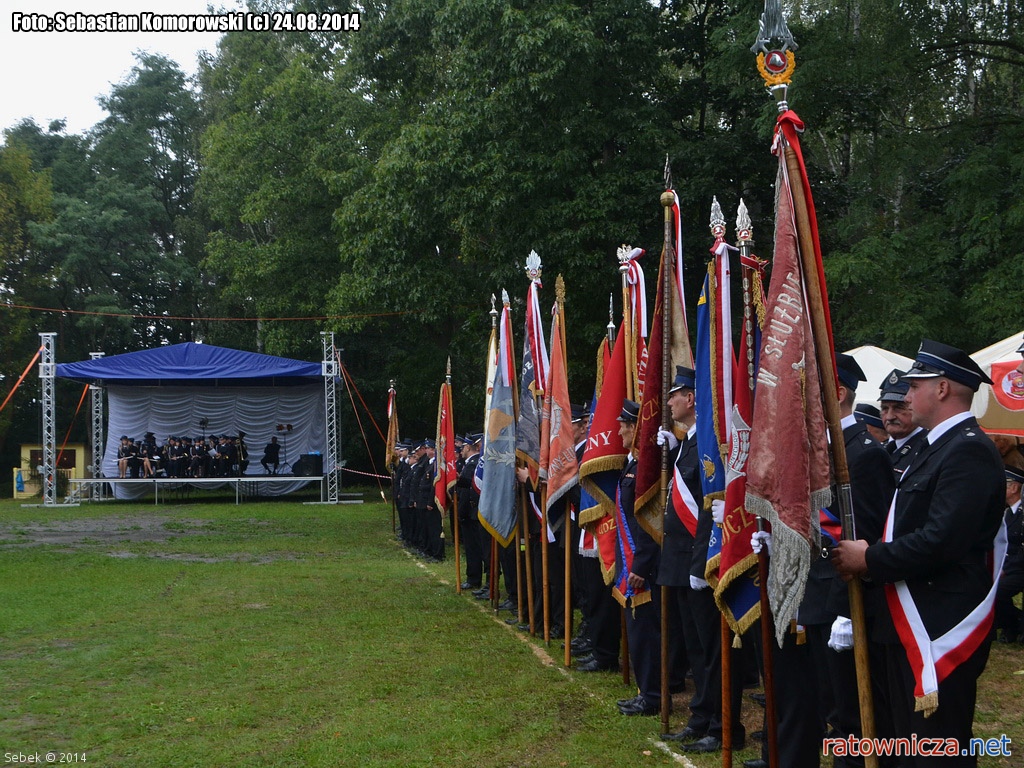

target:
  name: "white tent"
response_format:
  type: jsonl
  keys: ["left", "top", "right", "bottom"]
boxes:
{"left": 844, "top": 345, "right": 914, "bottom": 406}
{"left": 971, "top": 331, "right": 1024, "bottom": 436}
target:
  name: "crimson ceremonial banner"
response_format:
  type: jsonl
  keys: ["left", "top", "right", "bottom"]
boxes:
{"left": 434, "top": 378, "right": 457, "bottom": 512}
{"left": 633, "top": 239, "right": 693, "bottom": 542}
{"left": 745, "top": 158, "right": 832, "bottom": 644}
{"left": 713, "top": 334, "right": 763, "bottom": 635}
{"left": 578, "top": 335, "right": 619, "bottom": 582}
{"left": 385, "top": 385, "right": 398, "bottom": 473}
{"left": 540, "top": 309, "right": 578, "bottom": 511}
{"left": 579, "top": 321, "right": 629, "bottom": 526}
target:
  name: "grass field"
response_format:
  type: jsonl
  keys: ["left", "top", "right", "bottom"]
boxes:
{"left": 0, "top": 491, "right": 1019, "bottom": 767}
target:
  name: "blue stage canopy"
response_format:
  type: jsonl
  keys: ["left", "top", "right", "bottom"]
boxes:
{"left": 56, "top": 343, "right": 322, "bottom": 387}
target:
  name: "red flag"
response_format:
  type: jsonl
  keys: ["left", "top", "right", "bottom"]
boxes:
{"left": 540, "top": 308, "right": 578, "bottom": 512}
{"left": 579, "top": 321, "right": 629, "bottom": 525}
{"left": 713, "top": 331, "right": 763, "bottom": 635}
{"left": 633, "top": 239, "right": 694, "bottom": 542}
{"left": 745, "top": 156, "right": 832, "bottom": 643}
{"left": 434, "top": 379, "right": 457, "bottom": 512}
{"left": 385, "top": 385, "right": 399, "bottom": 474}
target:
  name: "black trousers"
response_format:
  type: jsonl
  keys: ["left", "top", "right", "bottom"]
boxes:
{"left": 624, "top": 583, "right": 662, "bottom": 707}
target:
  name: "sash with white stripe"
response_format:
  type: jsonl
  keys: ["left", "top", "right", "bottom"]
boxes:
{"left": 671, "top": 461, "right": 700, "bottom": 538}
{"left": 882, "top": 494, "right": 1008, "bottom": 717}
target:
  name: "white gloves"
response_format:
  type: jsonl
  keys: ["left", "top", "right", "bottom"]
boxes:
{"left": 751, "top": 531, "right": 772, "bottom": 556}
{"left": 689, "top": 575, "right": 709, "bottom": 591}
{"left": 828, "top": 616, "right": 854, "bottom": 652}
{"left": 656, "top": 428, "right": 679, "bottom": 450}
{"left": 711, "top": 499, "right": 725, "bottom": 524}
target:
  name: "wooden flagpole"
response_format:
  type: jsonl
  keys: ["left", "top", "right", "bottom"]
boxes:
{"left": 659, "top": 175, "right": 675, "bottom": 735}
{"left": 554, "top": 275, "right": 573, "bottom": 663}
{"left": 736, "top": 201, "right": 779, "bottom": 768}
{"left": 446, "top": 360, "right": 463, "bottom": 595}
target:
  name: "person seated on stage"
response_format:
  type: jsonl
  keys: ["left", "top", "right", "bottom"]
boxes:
{"left": 117, "top": 435, "right": 133, "bottom": 478}
{"left": 237, "top": 431, "right": 249, "bottom": 475}
{"left": 128, "top": 440, "right": 144, "bottom": 478}
{"left": 190, "top": 436, "right": 210, "bottom": 478}
{"left": 214, "top": 435, "right": 239, "bottom": 477}
{"left": 261, "top": 436, "right": 281, "bottom": 475}
{"left": 178, "top": 437, "right": 192, "bottom": 477}
{"left": 140, "top": 432, "right": 162, "bottom": 477}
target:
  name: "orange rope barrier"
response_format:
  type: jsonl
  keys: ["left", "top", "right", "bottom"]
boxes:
{"left": 0, "top": 347, "right": 43, "bottom": 415}
{"left": 56, "top": 384, "right": 90, "bottom": 469}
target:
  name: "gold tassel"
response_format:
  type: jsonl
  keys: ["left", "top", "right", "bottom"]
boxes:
{"left": 915, "top": 691, "right": 939, "bottom": 718}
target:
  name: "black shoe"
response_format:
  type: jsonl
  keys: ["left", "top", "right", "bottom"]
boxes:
{"left": 505, "top": 618, "right": 520, "bottom": 626}
{"left": 576, "top": 659, "right": 619, "bottom": 673}
{"left": 750, "top": 691, "right": 766, "bottom": 707}
{"left": 497, "top": 600, "right": 515, "bottom": 611}
{"left": 473, "top": 589, "right": 490, "bottom": 600}
{"left": 617, "top": 694, "right": 644, "bottom": 708}
{"left": 549, "top": 626, "right": 565, "bottom": 640}
{"left": 570, "top": 635, "right": 590, "bottom": 651}
{"left": 460, "top": 581, "right": 480, "bottom": 590}
{"left": 681, "top": 736, "right": 723, "bottom": 753}
{"left": 743, "top": 760, "right": 769, "bottom": 768}
{"left": 619, "top": 698, "right": 659, "bottom": 716}
{"left": 661, "top": 726, "right": 706, "bottom": 743}
{"left": 751, "top": 729, "right": 765, "bottom": 742}
{"left": 571, "top": 643, "right": 593, "bottom": 658}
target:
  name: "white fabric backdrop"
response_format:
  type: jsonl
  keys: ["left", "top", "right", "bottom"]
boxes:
{"left": 102, "top": 384, "right": 328, "bottom": 499}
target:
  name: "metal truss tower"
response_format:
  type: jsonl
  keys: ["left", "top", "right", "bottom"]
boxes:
{"left": 321, "top": 332, "right": 340, "bottom": 504}
{"left": 39, "top": 332, "right": 56, "bottom": 506}
{"left": 89, "top": 352, "right": 106, "bottom": 500}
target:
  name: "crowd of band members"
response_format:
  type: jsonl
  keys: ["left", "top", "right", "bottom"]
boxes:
{"left": 389, "top": 340, "right": 1023, "bottom": 767}
{"left": 115, "top": 432, "right": 253, "bottom": 478}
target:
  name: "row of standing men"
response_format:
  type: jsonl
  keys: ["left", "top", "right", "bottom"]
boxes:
{"left": 390, "top": 338, "right": 1021, "bottom": 768}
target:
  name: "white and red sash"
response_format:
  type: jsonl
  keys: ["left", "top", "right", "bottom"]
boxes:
{"left": 671, "top": 460, "right": 700, "bottom": 538}
{"left": 883, "top": 494, "right": 1007, "bottom": 717}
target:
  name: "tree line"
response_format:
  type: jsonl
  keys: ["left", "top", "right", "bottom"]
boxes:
{"left": 1, "top": 0, "right": 1021, "bottom": 477}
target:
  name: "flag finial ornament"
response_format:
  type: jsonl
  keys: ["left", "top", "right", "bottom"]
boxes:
{"left": 501, "top": 288, "right": 510, "bottom": 306}
{"left": 490, "top": 293, "right": 497, "bottom": 318}
{"left": 617, "top": 244, "right": 635, "bottom": 273}
{"left": 751, "top": 0, "right": 797, "bottom": 109}
{"left": 607, "top": 294, "right": 616, "bottom": 335}
{"left": 736, "top": 199, "right": 753, "bottom": 244}
{"left": 664, "top": 155, "right": 673, "bottom": 191}
{"left": 525, "top": 250, "right": 543, "bottom": 284}
{"left": 709, "top": 196, "right": 727, "bottom": 242}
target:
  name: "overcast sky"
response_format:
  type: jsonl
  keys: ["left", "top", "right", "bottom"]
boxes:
{"left": 1, "top": 0, "right": 239, "bottom": 135}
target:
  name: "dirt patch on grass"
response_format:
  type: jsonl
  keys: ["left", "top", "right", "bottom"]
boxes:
{"left": 0, "top": 515, "right": 211, "bottom": 548}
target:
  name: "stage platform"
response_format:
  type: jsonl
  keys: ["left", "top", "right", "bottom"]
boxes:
{"left": 64, "top": 475, "right": 350, "bottom": 505}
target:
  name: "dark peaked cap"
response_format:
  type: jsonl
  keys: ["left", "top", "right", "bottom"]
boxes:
{"left": 902, "top": 339, "right": 992, "bottom": 391}
{"left": 879, "top": 369, "right": 910, "bottom": 402}
{"left": 669, "top": 365, "right": 697, "bottom": 394}
{"left": 617, "top": 399, "right": 640, "bottom": 423}
{"left": 835, "top": 353, "right": 866, "bottom": 391}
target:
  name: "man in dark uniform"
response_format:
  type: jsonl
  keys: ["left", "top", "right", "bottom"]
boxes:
{"left": 456, "top": 434, "right": 484, "bottom": 589}
{"left": 396, "top": 442, "right": 416, "bottom": 548}
{"left": 613, "top": 399, "right": 662, "bottom": 717}
{"left": 419, "top": 438, "right": 445, "bottom": 562}
{"left": 879, "top": 369, "right": 928, "bottom": 480}
{"left": 833, "top": 340, "right": 1004, "bottom": 767}
{"left": 409, "top": 440, "right": 432, "bottom": 557}
{"left": 658, "top": 365, "right": 717, "bottom": 744}
{"left": 854, "top": 403, "right": 888, "bottom": 444}
{"left": 573, "top": 403, "right": 623, "bottom": 673}
{"left": 261, "top": 436, "right": 282, "bottom": 475}
{"left": 995, "top": 466, "right": 1024, "bottom": 643}
{"left": 823, "top": 354, "right": 899, "bottom": 767}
